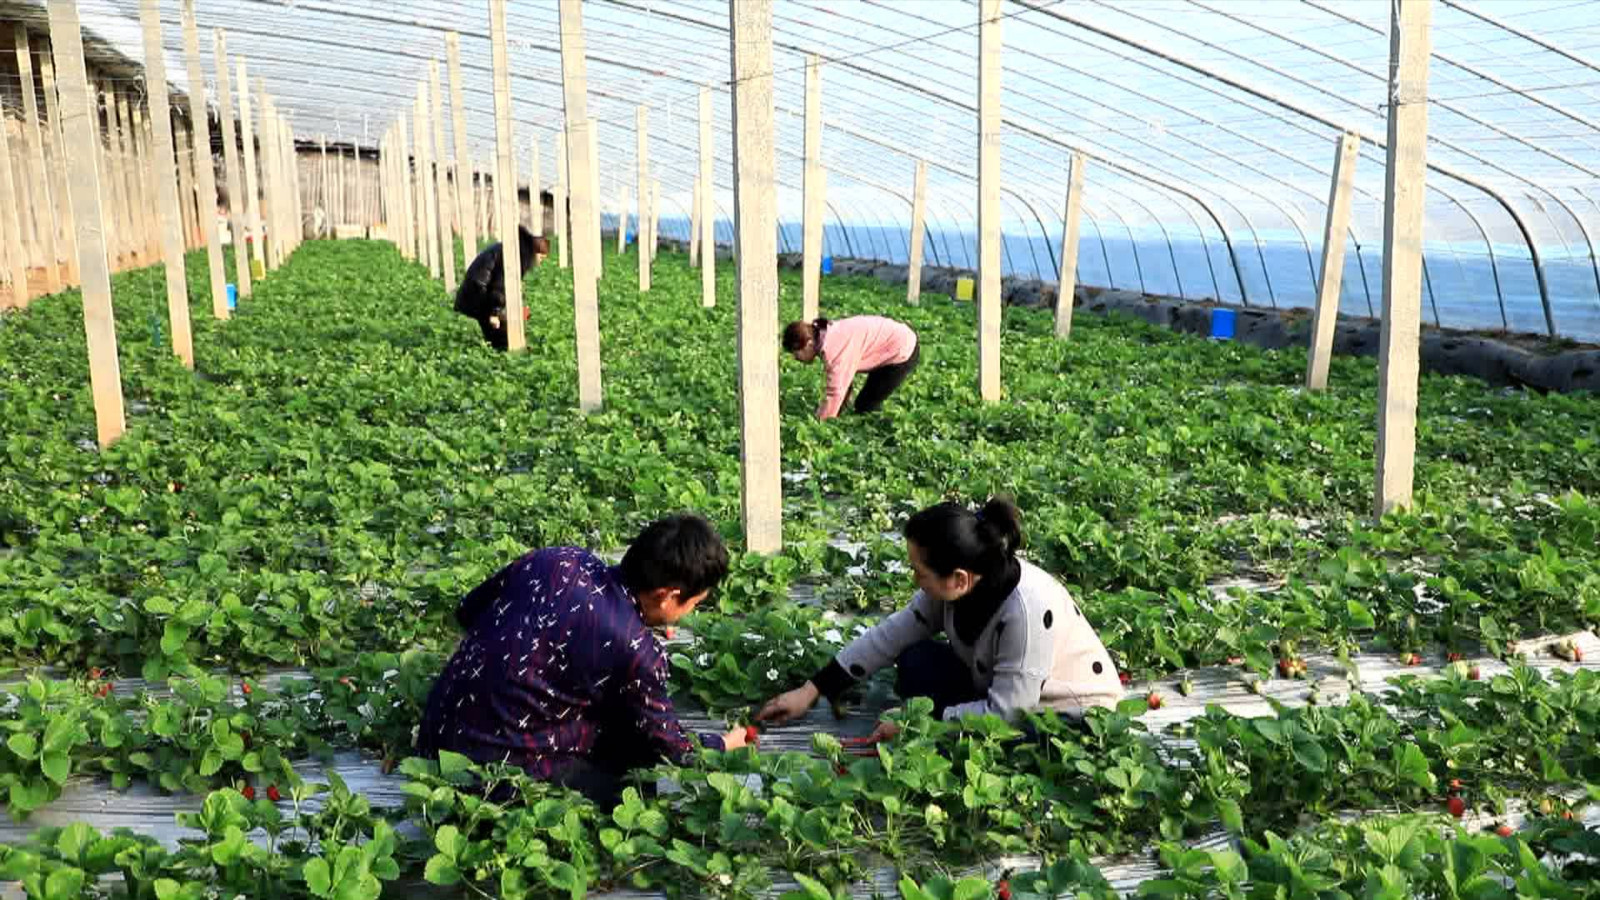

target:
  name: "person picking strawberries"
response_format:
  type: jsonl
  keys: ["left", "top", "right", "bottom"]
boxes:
{"left": 783, "top": 315, "right": 920, "bottom": 419}
{"left": 454, "top": 225, "right": 549, "bottom": 351}
{"left": 418, "top": 514, "right": 753, "bottom": 806}
{"left": 757, "top": 498, "right": 1123, "bottom": 741}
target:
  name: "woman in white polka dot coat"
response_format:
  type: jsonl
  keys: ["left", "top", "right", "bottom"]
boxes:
{"left": 758, "top": 498, "right": 1123, "bottom": 736}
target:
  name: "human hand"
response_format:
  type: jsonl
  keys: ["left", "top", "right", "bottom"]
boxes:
{"left": 722, "top": 723, "right": 760, "bottom": 751}
{"left": 488, "top": 315, "right": 501, "bottom": 328}
{"left": 756, "top": 682, "right": 820, "bottom": 725}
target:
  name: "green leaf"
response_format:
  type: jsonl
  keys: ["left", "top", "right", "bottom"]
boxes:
{"left": 790, "top": 872, "right": 833, "bottom": 900}
{"left": 7, "top": 733, "right": 39, "bottom": 760}
{"left": 423, "top": 856, "right": 461, "bottom": 886}
{"left": 951, "top": 877, "right": 992, "bottom": 900}
{"left": 436, "top": 750, "right": 473, "bottom": 778}
{"left": 433, "top": 825, "right": 464, "bottom": 861}
{"left": 44, "top": 867, "right": 85, "bottom": 900}
{"left": 160, "top": 620, "right": 191, "bottom": 656}
{"left": 40, "top": 751, "right": 70, "bottom": 785}
{"left": 305, "top": 857, "right": 333, "bottom": 896}
{"left": 143, "top": 596, "right": 176, "bottom": 615}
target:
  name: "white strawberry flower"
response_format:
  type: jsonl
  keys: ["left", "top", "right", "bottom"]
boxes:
{"left": 766, "top": 668, "right": 779, "bottom": 681}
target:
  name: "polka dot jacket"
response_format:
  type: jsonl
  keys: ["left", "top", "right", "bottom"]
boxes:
{"left": 418, "top": 547, "right": 724, "bottom": 779}
{"left": 834, "top": 560, "right": 1124, "bottom": 721}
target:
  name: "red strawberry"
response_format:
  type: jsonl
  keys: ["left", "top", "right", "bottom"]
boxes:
{"left": 1449, "top": 778, "right": 1462, "bottom": 790}
{"left": 664, "top": 627, "right": 676, "bottom": 639}
{"left": 1277, "top": 658, "right": 1291, "bottom": 678}
{"left": 241, "top": 682, "right": 253, "bottom": 696}
{"left": 1563, "top": 810, "right": 1574, "bottom": 821}
{"left": 522, "top": 306, "right": 531, "bottom": 322}
{"left": 1468, "top": 666, "right": 1482, "bottom": 681}
{"left": 744, "top": 725, "right": 759, "bottom": 745}
{"left": 997, "top": 882, "right": 1011, "bottom": 900}
{"left": 1226, "top": 656, "right": 1243, "bottom": 666}
{"left": 1404, "top": 653, "right": 1422, "bottom": 667}
{"left": 1574, "top": 645, "right": 1585, "bottom": 663}
{"left": 1146, "top": 691, "right": 1163, "bottom": 710}
{"left": 96, "top": 682, "right": 113, "bottom": 698}
{"left": 242, "top": 785, "right": 256, "bottom": 801}
{"left": 1447, "top": 795, "right": 1466, "bottom": 818}
{"left": 1447, "top": 652, "right": 1463, "bottom": 663}
{"left": 89, "top": 667, "right": 103, "bottom": 680}
{"left": 834, "top": 764, "right": 848, "bottom": 776}
{"left": 1118, "top": 671, "right": 1131, "bottom": 686}
{"left": 339, "top": 676, "right": 354, "bottom": 690}
{"left": 1495, "top": 824, "right": 1513, "bottom": 837}
{"left": 266, "top": 785, "right": 282, "bottom": 803}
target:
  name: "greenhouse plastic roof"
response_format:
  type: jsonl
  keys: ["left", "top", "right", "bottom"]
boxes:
{"left": 30, "top": 0, "right": 1600, "bottom": 338}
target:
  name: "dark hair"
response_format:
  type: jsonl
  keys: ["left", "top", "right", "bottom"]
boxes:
{"left": 782, "top": 318, "right": 831, "bottom": 352}
{"left": 515, "top": 227, "right": 550, "bottom": 275}
{"left": 903, "top": 497, "right": 1022, "bottom": 578}
{"left": 619, "top": 514, "right": 729, "bottom": 599}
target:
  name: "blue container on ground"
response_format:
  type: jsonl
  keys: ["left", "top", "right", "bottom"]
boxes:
{"left": 1209, "top": 307, "right": 1236, "bottom": 340}
{"left": 226, "top": 283, "right": 237, "bottom": 310}
{"left": 625, "top": 229, "right": 634, "bottom": 245}
{"left": 821, "top": 256, "right": 833, "bottom": 275}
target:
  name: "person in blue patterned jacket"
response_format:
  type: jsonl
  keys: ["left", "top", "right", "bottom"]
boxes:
{"left": 418, "top": 514, "right": 752, "bottom": 805}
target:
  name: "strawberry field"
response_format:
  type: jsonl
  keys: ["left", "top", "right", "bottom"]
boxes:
{"left": 1, "top": 240, "right": 1598, "bottom": 899}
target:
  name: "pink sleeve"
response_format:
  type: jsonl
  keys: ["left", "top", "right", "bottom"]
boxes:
{"left": 816, "top": 357, "right": 853, "bottom": 420}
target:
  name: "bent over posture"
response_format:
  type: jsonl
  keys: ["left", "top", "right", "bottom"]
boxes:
{"left": 419, "top": 515, "right": 751, "bottom": 805}
{"left": 454, "top": 226, "right": 549, "bottom": 350}
{"left": 783, "top": 315, "right": 919, "bottom": 420}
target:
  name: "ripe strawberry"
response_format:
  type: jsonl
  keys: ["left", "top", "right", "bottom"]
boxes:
{"left": 1495, "top": 823, "right": 1513, "bottom": 838}
{"left": 1468, "top": 666, "right": 1482, "bottom": 681}
{"left": 89, "top": 667, "right": 103, "bottom": 680}
{"left": 997, "top": 881, "right": 1012, "bottom": 900}
{"left": 1449, "top": 778, "right": 1462, "bottom": 790}
{"left": 1146, "top": 691, "right": 1163, "bottom": 710}
{"left": 1447, "top": 795, "right": 1466, "bottom": 818}
{"left": 664, "top": 627, "right": 676, "bottom": 639}
{"left": 339, "top": 676, "right": 354, "bottom": 690}
{"left": 1118, "top": 671, "right": 1131, "bottom": 686}
{"left": 1404, "top": 653, "right": 1422, "bottom": 667}
{"left": 1226, "top": 656, "right": 1243, "bottom": 666}
{"left": 834, "top": 764, "right": 848, "bottom": 776}
{"left": 241, "top": 682, "right": 253, "bottom": 696}
{"left": 95, "top": 682, "right": 113, "bottom": 698}
{"left": 1277, "top": 658, "right": 1291, "bottom": 678}
{"left": 242, "top": 785, "right": 256, "bottom": 801}
{"left": 1574, "top": 645, "right": 1585, "bottom": 663}
{"left": 1446, "top": 652, "right": 1463, "bottom": 663}
{"left": 266, "top": 785, "right": 282, "bottom": 803}
{"left": 523, "top": 306, "right": 531, "bottom": 322}
{"left": 1562, "top": 810, "right": 1574, "bottom": 821}
{"left": 744, "top": 725, "right": 759, "bottom": 745}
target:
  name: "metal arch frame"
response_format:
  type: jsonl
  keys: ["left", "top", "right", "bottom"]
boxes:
{"left": 1059, "top": 0, "right": 1556, "bottom": 333}
{"left": 595, "top": 0, "right": 1252, "bottom": 302}
{"left": 1269, "top": 1, "right": 1600, "bottom": 318}
{"left": 841, "top": 0, "right": 1311, "bottom": 307}
{"left": 1018, "top": 1, "right": 1473, "bottom": 312}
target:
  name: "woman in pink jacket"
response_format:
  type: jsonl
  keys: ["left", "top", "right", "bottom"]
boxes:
{"left": 782, "top": 316, "right": 920, "bottom": 420}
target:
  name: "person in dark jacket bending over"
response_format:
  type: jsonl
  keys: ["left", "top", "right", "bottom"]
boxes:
{"left": 418, "top": 514, "right": 753, "bottom": 806}
{"left": 454, "top": 226, "right": 550, "bottom": 350}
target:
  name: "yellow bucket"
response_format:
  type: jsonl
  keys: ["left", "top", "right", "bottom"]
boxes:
{"left": 955, "top": 277, "right": 974, "bottom": 301}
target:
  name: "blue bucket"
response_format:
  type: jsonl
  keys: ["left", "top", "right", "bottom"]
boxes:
{"left": 821, "top": 256, "right": 833, "bottom": 275}
{"left": 226, "top": 283, "right": 238, "bottom": 310}
{"left": 1210, "top": 307, "right": 1236, "bottom": 340}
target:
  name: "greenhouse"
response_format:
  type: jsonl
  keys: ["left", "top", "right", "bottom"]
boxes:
{"left": 1, "top": 0, "right": 1599, "bottom": 898}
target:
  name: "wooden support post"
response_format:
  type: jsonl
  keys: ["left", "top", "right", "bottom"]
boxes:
{"left": 690, "top": 175, "right": 701, "bottom": 266}
{"left": 637, "top": 105, "right": 650, "bottom": 291}
{"left": 650, "top": 178, "right": 660, "bottom": 263}
{"left": 556, "top": 129, "right": 569, "bottom": 269}
{"left": 976, "top": 0, "right": 1002, "bottom": 402}
{"left": 96, "top": 88, "right": 125, "bottom": 265}
{"left": 38, "top": 47, "right": 78, "bottom": 285}
{"left": 617, "top": 187, "right": 630, "bottom": 255}
{"left": 699, "top": 87, "right": 714, "bottom": 307}
{"left": 1055, "top": 152, "right": 1085, "bottom": 339}
{"left": 237, "top": 58, "right": 264, "bottom": 279}
{"left": 447, "top": 32, "right": 476, "bottom": 259}
{"left": 801, "top": 54, "right": 822, "bottom": 321}
{"left": 1307, "top": 132, "right": 1360, "bottom": 391}
{"left": 0, "top": 97, "right": 29, "bottom": 308}
{"left": 587, "top": 120, "right": 601, "bottom": 278}
{"left": 114, "top": 94, "right": 143, "bottom": 265}
{"left": 488, "top": 0, "right": 524, "bottom": 352}
{"left": 557, "top": 0, "right": 603, "bottom": 411}
{"left": 141, "top": 0, "right": 194, "bottom": 366}
{"left": 13, "top": 25, "right": 62, "bottom": 292}
{"left": 175, "top": 123, "right": 196, "bottom": 249}
{"left": 47, "top": 0, "right": 125, "bottom": 446}
{"left": 529, "top": 136, "right": 542, "bottom": 240}
{"left": 728, "top": 0, "right": 782, "bottom": 554}
{"left": 214, "top": 31, "right": 252, "bottom": 298}
{"left": 258, "top": 91, "right": 278, "bottom": 271}
{"left": 429, "top": 62, "right": 457, "bottom": 290}
{"left": 907, "top": 159, "right": 927, "bottom": 305}
{"left": 131, "top": 102, "right": 159, "bottom": 261}
{"left": 1375, "top": 0, "right": 1433, "bottom": 518}
{"left": 412, "top": 107, "right": 430, "bottom": 272}
{"left": 417, "top": 88, "right": 439, "bottom": 278}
